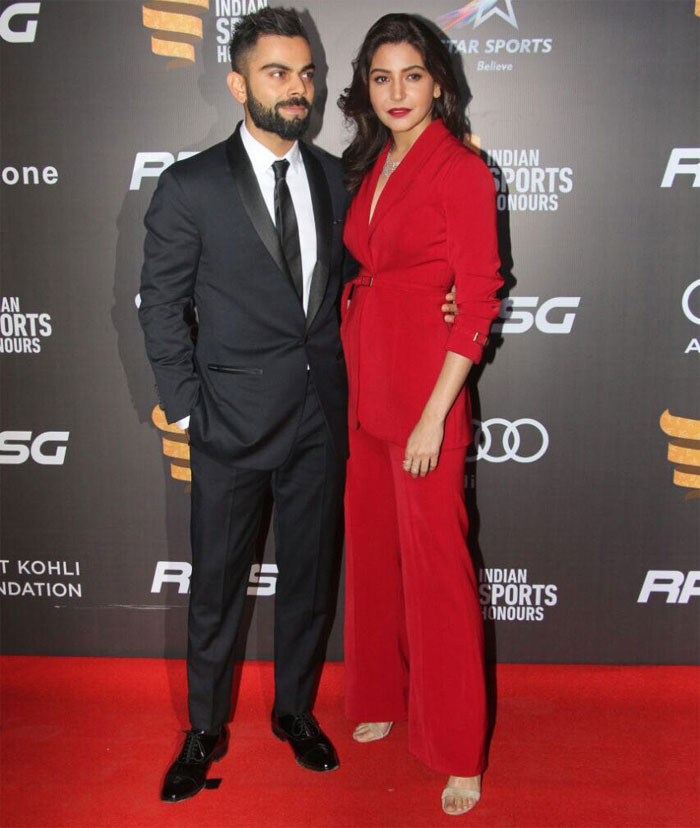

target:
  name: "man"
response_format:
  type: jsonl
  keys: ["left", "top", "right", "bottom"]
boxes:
{"left": 139, "top": 7, "right": 353, "bottom": 802}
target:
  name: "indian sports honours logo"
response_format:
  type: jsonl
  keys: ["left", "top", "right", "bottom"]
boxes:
{"left": 486, "top": 148, "right": 573, "bottom": 212}
{"left": 0, "top": 296, "right": 52, "bottom": 354}
{"left": 478, "top": 567, "right": 558, "bottom": 622}
{"left": 214, "top": 0, "right": 269, "bottom": 64}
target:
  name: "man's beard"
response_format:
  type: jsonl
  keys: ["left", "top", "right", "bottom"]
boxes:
{"left": 246, "top": 84, "right": 311, "bottom": 140}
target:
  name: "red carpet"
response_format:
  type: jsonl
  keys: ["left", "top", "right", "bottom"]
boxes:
{"left": 0, "top": 658, "right": 698, "bottom": 828}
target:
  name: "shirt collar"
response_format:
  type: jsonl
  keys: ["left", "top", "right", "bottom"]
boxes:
{"left": 240, "top": 119, "right": 302, "bottom": 178}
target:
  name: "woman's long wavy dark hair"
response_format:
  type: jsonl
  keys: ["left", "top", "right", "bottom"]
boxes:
{"left": 338, "top": 13, "right": 471, "bottom": 193}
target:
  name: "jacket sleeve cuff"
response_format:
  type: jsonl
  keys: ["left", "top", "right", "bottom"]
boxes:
{"left": 162, "top": 380, "right": 201, "bottom": 427}
{"left": 446, "top": 327, "right": 489, "bottom": 364}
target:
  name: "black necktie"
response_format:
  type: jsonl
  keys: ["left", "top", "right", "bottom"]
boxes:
{"left": 272, "top": 159, "right": 303, "bottom": 300}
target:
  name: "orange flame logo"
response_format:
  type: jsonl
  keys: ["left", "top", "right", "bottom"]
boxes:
{"left": 152, "top": 405, "right": 191, "bottom": 483}
{"left": 142, "top": 0, "right": 210, "bottom": 67}
{"left": 659, "top": 410, "right": 700, "bottom": 499}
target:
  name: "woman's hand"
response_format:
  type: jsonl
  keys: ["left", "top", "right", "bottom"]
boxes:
{"left": 403, "top": 352, "right": 472, "bottom": 478}
{"left": 403, "top": 416, "right": 445, "bottom": 478}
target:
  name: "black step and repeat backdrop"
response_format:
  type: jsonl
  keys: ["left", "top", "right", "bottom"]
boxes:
{"left": 1, "top": 0, "right": 698, "bottom": 663}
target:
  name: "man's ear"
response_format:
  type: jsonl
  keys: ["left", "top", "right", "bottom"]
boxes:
{"left": 227, "top": 71, "right": 247, "bottom": 104}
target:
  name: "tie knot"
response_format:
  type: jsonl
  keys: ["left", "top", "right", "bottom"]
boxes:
{"left": 272, "top": 159, "right": 290, "bottom": 181}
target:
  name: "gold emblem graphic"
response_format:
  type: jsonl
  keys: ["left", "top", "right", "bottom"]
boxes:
{"left": 659, "top": 410, "right": 700, "bottom": 498}
{"left": 152, "top": 405, "right": 191, "bottom": 483}
{"left": 142, "top": 0, "right": 210, "bottom": 67}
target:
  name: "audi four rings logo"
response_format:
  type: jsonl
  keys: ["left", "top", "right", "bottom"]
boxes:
{"left": 469, "top": 418, "right": 549, "bottom": 463}
{"left": 682, "top": 279, "right": 700, "bottom": 325}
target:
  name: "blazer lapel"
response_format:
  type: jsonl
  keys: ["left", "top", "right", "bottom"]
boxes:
{"left": 368, "top": 120, "right": 450, "bottom": 242}
{"left": 224, "top": 126, "right": 297, "bottom": 295}
{"left": 299, "top": 142, "right": 332, "bottom": 331}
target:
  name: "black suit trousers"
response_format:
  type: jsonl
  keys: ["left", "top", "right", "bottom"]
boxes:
{"left": 187, "top": 376, "right": 344, "bottom": 731}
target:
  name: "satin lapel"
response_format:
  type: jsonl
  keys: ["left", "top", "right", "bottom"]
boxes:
{"left": 300, "top": 143, "right": 332, "bottom": 331}
{"left": 368, "top": 120, "right": 449, "bottom": 242}
{"left": 224, "top": 127, "right": 296, "bottom": 293}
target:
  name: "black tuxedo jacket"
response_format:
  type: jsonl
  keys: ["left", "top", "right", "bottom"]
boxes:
{"left": 139, "top": 124, "right": 353, "bottom": 468}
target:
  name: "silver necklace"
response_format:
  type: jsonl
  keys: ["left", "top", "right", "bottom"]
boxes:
{"left": 382, "top": 148, "right": 401, "bottom": 179}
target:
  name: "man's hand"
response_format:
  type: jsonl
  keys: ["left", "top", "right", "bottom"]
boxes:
{"left": 442, "top": 285, "right": 457, "bottom": 324}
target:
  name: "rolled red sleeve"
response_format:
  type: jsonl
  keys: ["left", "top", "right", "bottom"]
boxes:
{"left": 443, "top": 151, "right": 503, "bottom": 364}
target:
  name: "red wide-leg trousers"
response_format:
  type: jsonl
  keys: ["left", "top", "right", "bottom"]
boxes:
{"left": 344, "top": 425, "right": 487, "bottom": 776}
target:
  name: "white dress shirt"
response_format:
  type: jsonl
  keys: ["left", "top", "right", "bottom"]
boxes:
{"left": 177, "top": 122, "right": 317, "bottom": 430}
{"left": 239, "top": 120, "right": 317, "bottom": 310}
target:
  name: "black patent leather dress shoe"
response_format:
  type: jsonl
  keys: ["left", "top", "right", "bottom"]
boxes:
{"left": 161, "top": 727, "right": 228, "bottom": 803}
{"left": 271, "top": 710, "right": 339, "bottom": 772}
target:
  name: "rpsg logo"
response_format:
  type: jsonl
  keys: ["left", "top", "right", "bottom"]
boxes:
{"left": 637, "top": 571, "right": 699, "bottom": 604}
{"left": 0, "top": 431, "right": 69, "bottom": 465}
{"left": 152, "top": 561, "right": 278, "bottom": 596}
{"left": 492, "top": 296, "right": 580, "bottom": 334}
{"left": 437, "top": 0, "right": 553, "bottom": 72}
{"left": 0, "top": 2, "right": 40, "bottom": 43}
{"left": 129, "top": 151, "right": 200, "bottom": 190}
{"left": 660, "top": 149, "right": 700, "bottom": 188}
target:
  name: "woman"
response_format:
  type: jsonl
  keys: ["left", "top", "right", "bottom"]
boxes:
{"left": 338, "top": 14, "right": 502, "bottom": 816}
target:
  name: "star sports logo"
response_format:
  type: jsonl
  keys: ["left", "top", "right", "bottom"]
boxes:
{"left": 438, "top": 0, "right": 550, "bottom": 70}
{"left": 438, "top": 0, "right": 518, "bottom": 31}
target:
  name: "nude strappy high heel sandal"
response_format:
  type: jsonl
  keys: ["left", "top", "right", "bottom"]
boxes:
{"left": 441, "top": 780, "right": 481, "bottom": 816}
{"left": 351, "top": 721, "right": 394, "bottom": 742}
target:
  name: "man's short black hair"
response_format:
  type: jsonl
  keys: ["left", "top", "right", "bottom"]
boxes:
{"left": 229, "top": 7, "right": 309, "bottom": 74}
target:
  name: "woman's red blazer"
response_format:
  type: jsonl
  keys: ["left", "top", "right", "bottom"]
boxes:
{"left": 341, "top": 119, "right": 503, "bottom": 450}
